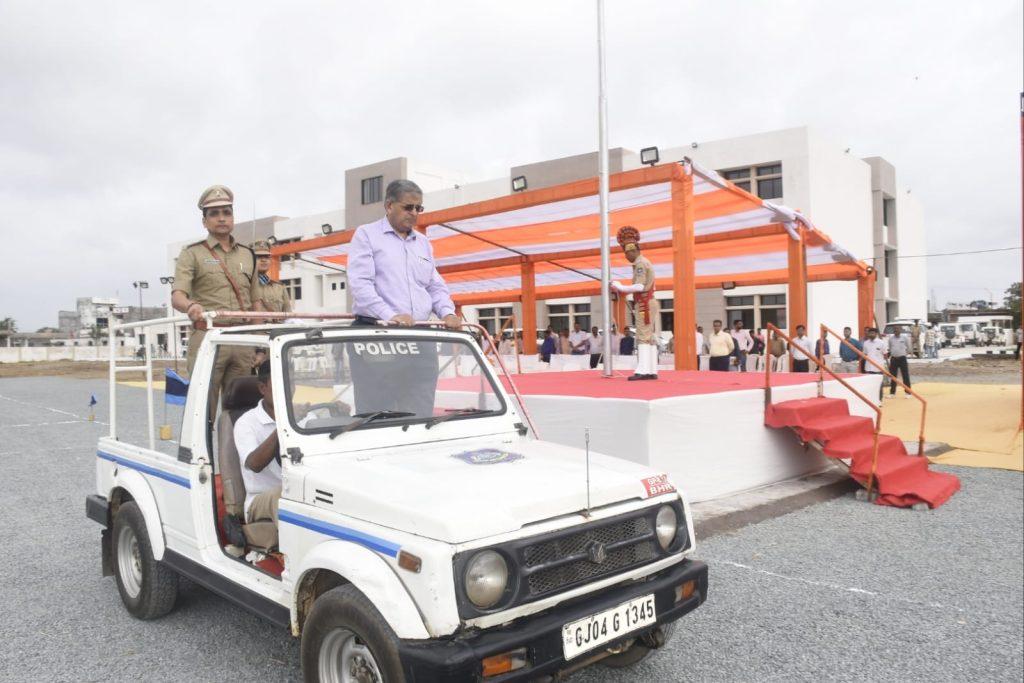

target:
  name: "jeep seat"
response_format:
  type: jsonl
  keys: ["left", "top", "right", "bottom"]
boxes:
{"left": 217, "top": 376, "right": 278, "bottom": 551}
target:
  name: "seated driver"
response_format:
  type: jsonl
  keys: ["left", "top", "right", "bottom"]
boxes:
{"left": 233, "top": 360, "right": 282, "bottom": 525}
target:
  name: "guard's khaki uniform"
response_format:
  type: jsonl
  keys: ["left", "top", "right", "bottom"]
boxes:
{"left": 631, "top": 254, "right": 658, "bottom": 345}
{"left": 173, "top": 235, "right": 259, "bottom": 388}
{"left": 255, "top": 279, "right": 292, "bottom": 313}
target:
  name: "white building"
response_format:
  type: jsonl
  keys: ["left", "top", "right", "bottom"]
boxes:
{"left": 165, "top": 126, "right": 926, "bottom": 340}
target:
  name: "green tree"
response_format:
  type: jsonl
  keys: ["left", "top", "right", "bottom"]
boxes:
{"left": 1004, "top": 282, "right": 1021, "bottom": 327}
{"left": 0, "top": 317, "right": 15, "bottom": 344}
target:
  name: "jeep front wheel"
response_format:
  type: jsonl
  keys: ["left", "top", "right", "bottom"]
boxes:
{"left": 301, "top": 585, "right": 405, "bottom": 683}
{"left": 112, "top": 501, "right": 178, "bottom": 619}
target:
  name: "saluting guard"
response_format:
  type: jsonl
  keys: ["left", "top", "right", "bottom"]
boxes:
{"left": 611, "top": 226, "right": 659, "bottom": 381}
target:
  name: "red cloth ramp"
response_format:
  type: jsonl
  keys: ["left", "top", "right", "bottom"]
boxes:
{"left": 765, "top": 397, "right": 960, "bottom": 509}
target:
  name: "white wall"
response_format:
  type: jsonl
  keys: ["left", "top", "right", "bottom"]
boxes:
{"left": 895, "top": 190, "right": 928, "bottom": 320}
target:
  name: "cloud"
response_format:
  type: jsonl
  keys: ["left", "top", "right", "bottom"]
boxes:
{"left": 1, "top": 0, "right": 1021, "bottom": 330}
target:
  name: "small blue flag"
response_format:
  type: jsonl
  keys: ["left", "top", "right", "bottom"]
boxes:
{"left": 89, "top": 394, "right": 97, "bottom": 407}
{"left": 165, "top": 369, "right": 189, "bottom": 406}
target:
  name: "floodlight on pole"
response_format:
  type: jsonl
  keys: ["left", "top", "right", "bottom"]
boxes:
{"left": 640, "top": 146, "right": 660, "bottom": 166}
{"left": 596, "top": 0, "right": 613, "bottom": 378}
{"left": 266, "top": 235, "right": 278, "bottom": 247}
{"left": 159, "top": 276, "right": 175, "bottom": 285}
{"left": 511, "top": 176, "right": 528, "bottom": 193}
{"left": 321, "top": 223, "right": 333, "bottom": 235}
{"left": 132, "top": 281, "right": 149, "bottom": 322}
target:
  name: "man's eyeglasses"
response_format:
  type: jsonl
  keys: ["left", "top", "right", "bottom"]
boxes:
{"left": 393, "top": 203, "right": 424, "bottom": 214}
{"left": 206, "top": 207, "right": 233, "bottom": 217}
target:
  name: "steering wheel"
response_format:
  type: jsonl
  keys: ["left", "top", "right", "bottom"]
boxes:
{"left": 303, "top": 401, "right": 351, "bottom": 418}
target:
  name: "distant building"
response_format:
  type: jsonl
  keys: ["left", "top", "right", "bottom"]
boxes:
{"left": 164, "top": 125, "right": 928, "bottom": 338}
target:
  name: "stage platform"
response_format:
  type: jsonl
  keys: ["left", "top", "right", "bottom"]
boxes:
{"left": 438, "top": 370, "right": 883, "bottom": 503}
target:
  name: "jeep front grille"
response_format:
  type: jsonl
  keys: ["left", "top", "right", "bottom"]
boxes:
{"left": 521, "top": 514, "right": 657, "bottom": 598}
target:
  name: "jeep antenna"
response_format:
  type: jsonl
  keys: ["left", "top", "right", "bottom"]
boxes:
{"left": 584, "top": 428, "right": 592, "bottom": 518}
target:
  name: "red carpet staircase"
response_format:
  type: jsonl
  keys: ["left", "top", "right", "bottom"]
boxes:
{"left": 765, "top": 396, "right": 960, "bottom": 509}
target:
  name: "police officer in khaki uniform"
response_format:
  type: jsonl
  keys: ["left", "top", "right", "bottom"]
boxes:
{"left": 611, "top": 225, "right": 660, "bottom": 381}
{"left": 251, "top": 241, "right": 292, "bottom": 314}
{"left": 171, "top": 185, "right": 262, "bottom": 402}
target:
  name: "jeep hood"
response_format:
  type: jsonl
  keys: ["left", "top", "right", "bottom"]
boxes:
{"left": 300, "top": 438, "right": 663, "bottom": 543}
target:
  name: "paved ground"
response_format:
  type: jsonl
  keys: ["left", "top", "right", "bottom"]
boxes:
{"left": 1, "top": 376, "right": 1021, "bottom": 682}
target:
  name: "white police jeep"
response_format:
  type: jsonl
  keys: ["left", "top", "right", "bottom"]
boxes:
{"left": 86, "top": 316, "right": 707, "bottom": 682}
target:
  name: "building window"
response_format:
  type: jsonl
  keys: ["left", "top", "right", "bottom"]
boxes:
{"left": 361, "top": 176, "right": 383, "bottom": 205}
{"left": 659, "top": 298, "right": 674, "bottom": 332}
{"left": 718, "top": 162, "right": 783, "bottom": 200}
{"left": 281, "top": 278, "right": 302, "bottom": 301}
{"left": 726, "top": 294, "right": 786, "bottom": 331}
{"left": 547, "top": 303, "right": 590, "bottom": 332}
{"left": 882, "top": 198, "right": 894, "bottom": 227}
{"left": 477, "top": 306, "right": 514, "bottom": 336}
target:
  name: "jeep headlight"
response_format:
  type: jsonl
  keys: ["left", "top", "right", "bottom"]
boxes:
{"left": 464, "top": 550, "right": 508, "bottom": 609}
{"left": 655, "top": 505, "right": 679, "bottom": 550}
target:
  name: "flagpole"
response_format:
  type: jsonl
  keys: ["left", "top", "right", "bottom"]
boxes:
{"left": 597, "top": 0, "right": 613, "bottom": 377}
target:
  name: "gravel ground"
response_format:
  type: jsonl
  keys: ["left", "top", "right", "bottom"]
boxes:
{"left": 1, "top": 376, "right": 1021, "bottom": 682}
{"left": 909, "top": 357, "right": 1020, "bottom": 385}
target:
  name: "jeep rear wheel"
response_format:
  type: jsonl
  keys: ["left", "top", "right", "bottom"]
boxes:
{"left": 112, "top": 501, "right": 178, "bottom": 619}
{"left": 301, "top": 585, "right": 405, "bottom": 683}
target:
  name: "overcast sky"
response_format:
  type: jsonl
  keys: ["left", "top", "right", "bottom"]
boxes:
{"left": 1, "top": 0, "right": 1021, "bottom": 331}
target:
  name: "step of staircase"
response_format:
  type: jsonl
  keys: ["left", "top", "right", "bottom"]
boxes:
{"left": 765, "top": 396, "right": 960, "bottom": 509}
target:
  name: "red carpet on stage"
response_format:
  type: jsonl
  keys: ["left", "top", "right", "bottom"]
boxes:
{"left": 765, "top": 397, "right": 960, "bottom": 509}
{"left": 442, "top": 369, "right": 855, "bottom": 400}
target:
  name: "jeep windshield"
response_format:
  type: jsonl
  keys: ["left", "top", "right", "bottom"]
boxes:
{"left": 283, "top": 335, "right": 507, "bottom": 435}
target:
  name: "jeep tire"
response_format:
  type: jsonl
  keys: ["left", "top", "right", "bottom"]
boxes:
{"left": 301, "top": 584, "right": 406, "bottom": 683}
{"left": 112, "top": 501, "right": 178, "bottom": 619}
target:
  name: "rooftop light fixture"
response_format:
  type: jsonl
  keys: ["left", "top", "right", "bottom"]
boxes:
{"left": 640, "top": 146, "right": 660, "bottom": 166}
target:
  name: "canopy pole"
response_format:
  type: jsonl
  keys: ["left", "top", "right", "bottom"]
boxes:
{"left": 597, "top": 0, "right": 613, "bottom": 377}
{"left": 520, "top": 260, "right": 538, "bottom": 355}
{"left": 787, "top": 228, "right": 809, "bottom": 336}
{"left": 672, "top": 166, "right": 698, "bottom": 370}
{"left": 857, "top": 269, "right": 876, "bottom": 338}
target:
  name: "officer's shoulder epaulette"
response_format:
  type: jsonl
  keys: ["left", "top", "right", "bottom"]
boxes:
{"left": 184, "top": 239, "right": 207, "bottom": 248}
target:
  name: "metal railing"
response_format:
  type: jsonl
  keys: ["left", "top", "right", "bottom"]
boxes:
{"left": 110, "top": 311, "right": 540, "bottom": 444}
{"left": 820, "top": 324, "right": 927, "bottom": 457}
{"left": 763, "top": 323, "right": 884, "bottom": 498}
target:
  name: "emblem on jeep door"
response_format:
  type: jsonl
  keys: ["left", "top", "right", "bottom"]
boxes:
{"left": 586, "top": 540, "right": 608, "bottom": 565}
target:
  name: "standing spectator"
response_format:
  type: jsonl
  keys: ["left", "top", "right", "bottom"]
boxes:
{"left": 838, "top": 326, "right": 863, "bottom": 373}
{"left": 730, "top": 320, "right": 754, "bottom": 372}
{"left": 815, "top": 335, "right": 831, "bottom": 360}
{"left": 1015, "top": 327, "right": 1022, "bottom": 360}
{"left": 559, "top": 329, "right": 572, "bottom": 355}
{"left": 515, "top": 330, "right": 524, "bottom": 354}
{"left": 768, "top": 330, "right": 786, "bottom": 358}
{"left": 887, "top": 325, "right": 912, "bottom": 398}
{"left": 910, "top": 320, "right": 923, "bottom": 359}
{"left": 924, "top": 325, "right": 938, "bottom": 359}
{"left": 751, "top": 328, "right": 765, "bottom": 356}
{"left": 609, "top": 324, "right": 623, "bottom": 358}
{"left": 539, "top": 329, "right": 556, "bottom": 363}
{"left": 620, "top": 328, "right": 636, "bottom": 356}
{"left": 861, "top": 327, "right": 887, "bottom": 401}
{"left": 695, "top": 325, "right": 706, "bottom": 368}
{"left": 790, "top": 325, "right": 815, "bottom": 373}
{"left": 498, "top": 333, "right": 515, "bottom": 356}
{"left": 707, "top": 320, "right": 735, "bottom": 372}
{"left": 569, "top": 322, "right": 588, "bottom": 355}
{"left": 588, "top": 325, "right": 603, "bottom": 369}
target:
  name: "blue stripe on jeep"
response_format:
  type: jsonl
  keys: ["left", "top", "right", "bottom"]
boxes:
{"left": 278, "top": 510, "right": 400, "bottom": 557}
{"left": 97, "top": 451, "right": 191, "bottom": 489}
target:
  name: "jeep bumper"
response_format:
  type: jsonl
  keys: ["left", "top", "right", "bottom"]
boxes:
{"left": 397, "top": 558, "right": 707, "bottom": 682}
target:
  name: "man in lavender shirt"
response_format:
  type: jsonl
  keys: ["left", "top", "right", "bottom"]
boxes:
{"left": 346, "top": 179, "right": 460, "bottom": 415}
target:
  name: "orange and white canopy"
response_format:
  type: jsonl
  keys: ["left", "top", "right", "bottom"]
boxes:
{"left": 297, "top": 160, "right": 866, "bottom": 305}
